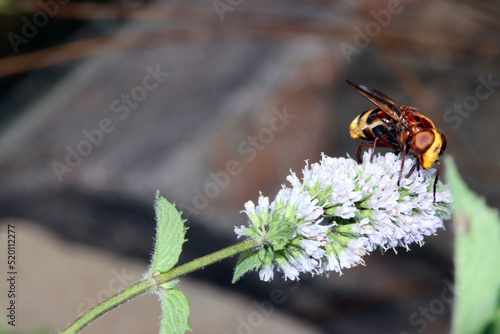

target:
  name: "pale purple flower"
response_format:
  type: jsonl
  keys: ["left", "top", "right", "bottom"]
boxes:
{"left": 234, "top": 225, "right": 247, "bottom": 239}
{"left": 325, "top": 238, "right": 367, "bottom": 274}
{"left": 235, "top": 151, "right": 453, "bottom": 281}
{"left": 280, "top": 260, "right": 300, "bottom": 281}
{"left": 259, "top": 265, "right": 274, "bottom": 282}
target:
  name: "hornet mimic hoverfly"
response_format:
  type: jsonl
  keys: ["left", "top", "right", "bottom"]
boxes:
{"left": 347, "top": 80, "right": 447, "bottom": 202}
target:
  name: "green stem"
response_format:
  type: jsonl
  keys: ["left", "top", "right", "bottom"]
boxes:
{"left": 60, "top": 236, "right": 266, "bottom": 334}
{"left": 61, "top": 279, "right": 153, "bottom": 334}
{"left": 155, "top": 235, "right": 266, "bottom": 283}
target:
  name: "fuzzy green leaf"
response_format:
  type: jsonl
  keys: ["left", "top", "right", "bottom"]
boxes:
{"left": 232, "top": 248, "right": 266, "bottom": 283}
{"left": 268, "top": 220, "right": 297, "bottom": 251}
{"left": 159, "top": 288, "right": 192, "bottom": 334}
{"left": 147, "top": 192, "right": 187, "bottom": 277}
{"left": 160, "top": 279, "right": 180, "bottom": 290}
{"left": 446, "top": 157, "right": 500, "bottom": 334}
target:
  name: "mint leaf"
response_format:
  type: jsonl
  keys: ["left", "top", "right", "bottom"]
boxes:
{"left": 268, "top": 220, "right": 297, "bottom": 251}
{"left": 446, "top": 157, "right": 500, "bottom": 334}
{"left": 160, "top": 279, "right": 180, "bottom": 290}
{"left": 159, "top": 288, "right": 192, "bottom": 334}
{"left": 232, "top": 248, "right": 266, "bottom": 283}
{"left": 147, "top": 191, "right": 187, "bottom": 277}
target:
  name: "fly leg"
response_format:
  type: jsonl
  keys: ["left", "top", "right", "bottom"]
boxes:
{"left": 357, "top": 137, "right": 396, "bottom": 163}
{"left": 397, "top": 145, "right": 407, "bottom": 187}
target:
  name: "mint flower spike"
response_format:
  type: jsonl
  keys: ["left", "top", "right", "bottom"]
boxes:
{"left": 234, "top": 151, "right": 453, "bottom": 282}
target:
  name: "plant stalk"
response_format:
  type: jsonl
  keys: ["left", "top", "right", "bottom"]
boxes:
{"left": 60, "top": 236, "right": 266, "bottom": 333}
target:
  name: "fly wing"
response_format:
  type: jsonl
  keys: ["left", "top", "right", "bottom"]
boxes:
{"left": 346, "top": 80, "right": 402, "bottom": 120}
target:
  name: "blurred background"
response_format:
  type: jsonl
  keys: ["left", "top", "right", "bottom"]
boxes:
{"left": 0, "top": 0, "right": 499, "bottom": 333}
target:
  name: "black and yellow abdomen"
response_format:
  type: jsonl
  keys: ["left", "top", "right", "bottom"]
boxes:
{"left": 350, "top": 108, "right": 397, "bottom": 146}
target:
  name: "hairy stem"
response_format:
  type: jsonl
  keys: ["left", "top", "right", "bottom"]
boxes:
{"left": 60, "top": 236, "right": 266, "bottom": 333}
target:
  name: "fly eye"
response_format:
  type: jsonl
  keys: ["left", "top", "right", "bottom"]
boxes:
{"left": 412, "top": 130, "right": 435, "bottom": 154}
{"left": 439, "top": 132, "right": 447, "bottom": 155}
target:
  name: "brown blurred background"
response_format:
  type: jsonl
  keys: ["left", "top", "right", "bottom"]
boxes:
{"left": 0, "top": 0, "right": 498, "bottom": 333}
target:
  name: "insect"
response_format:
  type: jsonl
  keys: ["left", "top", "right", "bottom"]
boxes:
{"left": 347, "top": 80, "right": 447, "bottom": 201}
